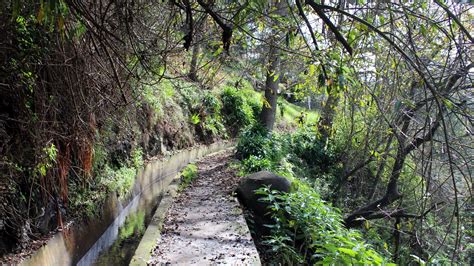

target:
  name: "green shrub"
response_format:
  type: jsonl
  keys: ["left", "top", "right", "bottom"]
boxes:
{"left": 220, "top": 86, "right": 255, "bottom": 133}
{"left": 236, "top": 123, "right": 271, "bottom": 160}
{"left": 92, "top": 144, "right": 108, "bottom": 172}
{"left": 241, "top": 88, "right": 262, "bottom": 117}
{"left": 180, "top": 87, "right": 226, "bottom": 139}
{"left": 257, "top": 181, "right": 393, "bottom": 265}
{"left": 291, "top": 127, "right": 340, "bottom": 174}
{"left": 101, "top": 165, "right": 136, "bottom": 198}
{"left": 68, "top": 181, "right": 106, "bottom": 218}
{"left": 241, "top": 155, "right": 273, "bottom": 173}
{"left": 141, "top": 79, "right": 178, "bottom": 120}
{"left": 237, "top": 123, "right": 289, "bottom": 166}
{"left": 202, "top": 92, "right": 222, "bottom": 114}
{"left": 200, "top": 92, "right": 226, "bottom": 138}
{"left": 131, "top": 147, "right": 144, "bottom": 169}
{"left": 179, "top": 85, "right": 201, "bottom": 109}
{"left": 142, "top": 83, "right": 163, "bottom": 117}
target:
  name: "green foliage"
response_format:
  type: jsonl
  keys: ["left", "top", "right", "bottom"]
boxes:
{"left": 179, "top": 163, "right": 198, "bottom": 191}
{"left": 7, "top": 15, "right": 49, "bottom": 110}
{"left": 68, "top": 182, "right": 107, "bottom": 218}
{"left": 241, "top": 155, "right": 273, "bottom": 173}
{"left": 237, "top": 123, "right": 295, "bottom": 177}
{"left": 92, "top": 144, "right": 108, "bottom": 173}
{"left": 34, "top": 143, "right": 58, "bottom": 177}
{"left": 290, "top": 127, "right": 340, "bottom": 172}
{"left": 130, "top": 147, "right": 144, "bottom": 169}
{"left": 141, "top": 80, "right": 178, "bottom": 120}
{"left": 142, "top": 83, "right": 163, "bottom": 117}
{"left": 237, "top": 123, "right": 288, "bottom": 167}
{"left": 236, "top": 123, "right": 271, "bottom": 160}
{"left": 11, "top": 0, "right": 69, "bottom": 29}
{"left": 200, "top": 92, "right": 226, "bottom": 138}
{"left": 94, "top": 146, "right": 143, "bottom": 200}
{"left": 240, "top": 88, "right": 262, "bottom": 118}
{"left": 180, "top": 86, "right": 227, "bottom": 139}
{"left": 101, "top": 165, "right": 136, "bottom": 198}
{"left": 236, "top": 124, "right": 340, "bottom": 186}
{"left": 256, "top": 181, "right": 392, "bottom": 265}
{"left": 179, "top": 84, "right": 202, "bottom": 109}
{"left": 191, "top": 113, "right": 200, "bottom": 125}
{"left": 220, "top": 86, "right": 256, "bottom": 133}
{"left": 163, "top": 81, "right": 175, "bottom": 98}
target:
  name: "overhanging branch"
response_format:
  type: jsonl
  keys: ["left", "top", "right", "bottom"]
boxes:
{"left": 305, "top": 0, "right": 353, "bottom": 56}
{"left": 196, "top": 0, "right": 233, "bottom": 52}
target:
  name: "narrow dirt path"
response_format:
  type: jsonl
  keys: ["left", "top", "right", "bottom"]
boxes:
{"left": 148, "top": 150, "right": 260, "bottom": 265}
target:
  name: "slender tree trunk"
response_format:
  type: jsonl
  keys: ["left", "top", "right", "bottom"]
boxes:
{"left": 188, "top": 42, "right": 200, "bottom": 82}
{"left": 318, "top": 85, "right": 339, "bottom": 139}
{"left": 187, "top": 14, "right": 206, "bottom": 82}
{"left": 259, "top": 0, "right": 287, "bottom": 131}
{"left": 393, "top": 217, "right": 401, "bottom": 263}
{"left": 316, "top": 2, "right": 345, "bottom": 140}
{"left": 260, "top": 45, "right": 280, "bottom": 131}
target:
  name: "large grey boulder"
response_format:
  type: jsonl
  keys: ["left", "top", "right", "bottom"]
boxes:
{"left": 235, "top": 171, "right": 291, "bottom": 238}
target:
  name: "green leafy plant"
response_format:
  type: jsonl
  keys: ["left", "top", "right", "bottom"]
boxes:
{"left": 256, "top": 181, "right": 393, "bottom": 265}
{"left": 241, "top": 155, "right": 273, "bottom": 173}
{"left": 34, "top": 143, "right": 58, "bottom": 177}
{"left": 191, "top": 113, "right": 200, "bottom": 125}
{"left": 180, "top": 88, "right": 226, "bottom": 139}
{"left": 200, "top": 92, "right": 227, "bottom": 138}
{"left": 102, "top": 165, "right": 136, "bottom": 198}
{"left": 236, "top": 123, "right": 271, "bottom": 160}
{"left": 131, "top": 147, "right": 144, "bottom": 169}
{"left": 179, "top": 163, "right": 198, "bottom": 191}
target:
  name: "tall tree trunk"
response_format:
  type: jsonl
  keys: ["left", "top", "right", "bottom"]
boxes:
{"left": 259, "top": 0, "right": 287, "bottom": 131}
{"left": 318, "top": 85, "right": 339, "bottom": 139}
{"left": 316, "top": 1, "right": 345, "bottom": 140}
{"left": 187, "top": 14, "right": 206, "bottom": 82}
{"left": 260, "top": 45, "right": 280, "bottom": 131}
{"left": 188, "top": 42, "right": 200, "bottom": 82}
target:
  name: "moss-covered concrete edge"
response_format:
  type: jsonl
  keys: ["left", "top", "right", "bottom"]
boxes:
{"left": 130, "top": 177, "right": 179, "bottom": 266}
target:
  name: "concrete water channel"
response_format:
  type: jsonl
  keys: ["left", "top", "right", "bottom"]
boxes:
{"left": 23, "top": 141, "right": 234, "bottom": 266}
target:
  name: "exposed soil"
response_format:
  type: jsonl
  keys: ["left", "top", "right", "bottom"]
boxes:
{"left": 148, "top": 150, "right": 260, "bottom": 265}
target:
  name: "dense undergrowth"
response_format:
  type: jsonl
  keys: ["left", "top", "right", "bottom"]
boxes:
{"left": 235, "top": 123, "right": 394, "bottom": 264}
{"left": 257, "top": 185, "right": 392, "bottom": 265}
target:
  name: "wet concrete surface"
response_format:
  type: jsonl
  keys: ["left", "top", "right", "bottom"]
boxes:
{"left": 148, "top": 150, "right": 260, "bottom": 265}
